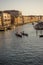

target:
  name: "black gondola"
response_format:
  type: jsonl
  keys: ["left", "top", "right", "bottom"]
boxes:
{"left": 15, "top": 32, "right": 22, "bottom": 38}
{"left": 21, "top": 31, "right": 28, "bottom": 36}
{"left": 39, "top": 35, "right": 43, "bottom": 38}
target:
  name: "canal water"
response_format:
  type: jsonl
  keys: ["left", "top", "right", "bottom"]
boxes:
{"left": 0, "top": 23, "right": 43, "bottom": 65}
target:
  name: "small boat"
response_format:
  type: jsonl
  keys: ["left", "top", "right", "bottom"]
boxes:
{"left": 15, "top": 32, "right": 22, "bottom": 38}
{"left": 39, "top": 35, "right": 43, "bottom": 38}
{"left": 34, "top": 22, "right": 43, "bottom": 30}
{"left": 21, "top": 31, "right": 28, "bottom": 36}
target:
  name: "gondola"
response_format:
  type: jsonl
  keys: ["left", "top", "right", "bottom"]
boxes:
{"left": 21, "top": 31, "right": 28, "bottom": 36}
{"left": 15, "top": 32, "right": 22, "bottom": 38}
{"left": 39, "top": 35, "right": 43, "bottom": 38}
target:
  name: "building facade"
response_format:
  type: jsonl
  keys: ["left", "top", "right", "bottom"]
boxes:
{"left": 4, "top": 10, "right": 22, "bottom": 25}
{"left": 0, "top": 10, "right": 43, "bottom": 31}
{"left": 2, "top": 12, "right": 11, "bottom": 28}
{"left": 0, "top": 13, "right": 2, "bottom": 26}
{"left": 22, "top": 15, "right": 43, "bottom": 24}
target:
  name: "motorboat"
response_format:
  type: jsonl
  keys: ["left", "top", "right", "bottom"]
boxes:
{"left": 34, "top": 22, "right": 43, "bottom": 30}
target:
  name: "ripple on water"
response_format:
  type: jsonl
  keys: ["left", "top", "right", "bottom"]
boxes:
{"left": 0, "top": 24, "right": 43, "bottom": 65}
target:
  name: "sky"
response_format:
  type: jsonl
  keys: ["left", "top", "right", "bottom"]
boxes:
{"left": 0, "top": 0, "right": 43, "bottom": 15}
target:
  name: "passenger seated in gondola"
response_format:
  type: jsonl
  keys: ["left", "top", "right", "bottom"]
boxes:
{"left": 15, "top": 32, "right": 22, "bottom": 38}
